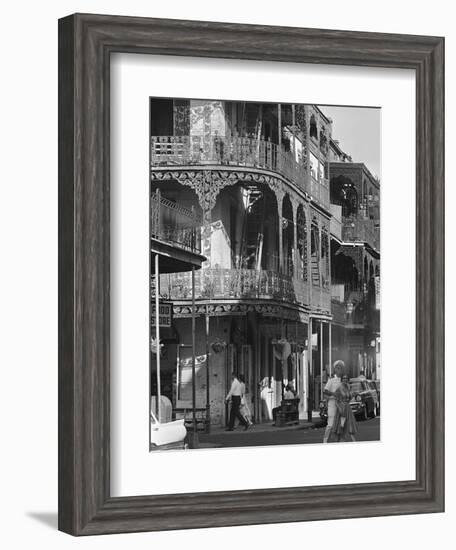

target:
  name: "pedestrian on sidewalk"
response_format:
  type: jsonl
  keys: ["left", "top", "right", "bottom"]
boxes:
{"left": 238, "top": 374, "right": 253, "bottom": 427}
{"left": 332, "top": 375, "right": 358, "bottom": 442}
{"left": 225, "top": 372, "right": 250, "bottom": 431}
{"left": 323, "top": 361, "right": 344, "bottom": 443}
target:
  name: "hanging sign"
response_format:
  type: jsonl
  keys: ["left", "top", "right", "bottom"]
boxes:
{"left": 151, "top": 302, "right": 172, "bottom": 327}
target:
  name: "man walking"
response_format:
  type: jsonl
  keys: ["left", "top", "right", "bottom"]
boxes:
{"left": 225, "top": 372, "right": 249, "bottom": 431}
{"left": 323, "top": 360, "right": 344, "bottom": 443}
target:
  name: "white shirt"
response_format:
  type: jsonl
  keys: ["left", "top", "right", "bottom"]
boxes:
{"left": 226, "top": 378, "right": 243, "bottom": 399}
{"left": 324, "top": 376, "right": 342, "bottom": 416}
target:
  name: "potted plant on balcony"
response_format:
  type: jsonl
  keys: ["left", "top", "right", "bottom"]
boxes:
{"left": 211, "top": 338, "right": 227, "bottom": 354}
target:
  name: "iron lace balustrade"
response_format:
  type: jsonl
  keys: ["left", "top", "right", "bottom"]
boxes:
{"left": 330, "top": 299, "right": 347, "bottom": 325}
{"left": 151, "top": 135, "right": 330, "bottom": 210}
{"left": 342, "top": 215, "right": 379, "bottom": 251}
{"left": 150, "top": 191, "right": 202, "bottom": 254}
{"left": 310, "top": 286, "right": 331, "bottom": 313}
{"left": 157, "top": 268, "right": 330, "bottom": 313}
{"left": 160, "top": 268, "right": 299, "bottom": 303}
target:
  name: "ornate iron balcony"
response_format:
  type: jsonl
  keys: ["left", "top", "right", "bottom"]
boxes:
{"left": 151, "top": 135, "right": 330, "bottom": 210}
{"left": 150, "top": 191, "right": 202, "bottom": 254}
{"left": 156, "top": 268, "right": 331, "bottom": 312}
{"left": 342, "top": 215, "right": 379, "bottom": 250}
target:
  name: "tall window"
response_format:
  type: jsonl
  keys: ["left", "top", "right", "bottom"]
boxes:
{"left": 310, "top": 115, "right": 318, "bottom": 139}
{"left": 321, "top": 226, "right": 330, "bottom": 288}
{"left": 310, "top": 218, "right": 320, "bottom": 287}
{"left": 319, "top": 127, "right": 327, "bottom": 153}
{"left": 297, "top": 206, "right": 307, "bottom": 282}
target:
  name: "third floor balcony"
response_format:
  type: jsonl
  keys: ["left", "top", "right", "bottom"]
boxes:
{"left": 151, "top": 135, "right": 330, "bottom": 210}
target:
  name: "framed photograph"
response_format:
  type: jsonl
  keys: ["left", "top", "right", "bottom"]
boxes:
{"left": 58, "top": 13, "right": 444, "bottom": 535}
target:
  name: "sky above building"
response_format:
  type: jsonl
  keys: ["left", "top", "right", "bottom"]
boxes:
{"left": 319, "top": 105, "right": 381, "bottom": 179}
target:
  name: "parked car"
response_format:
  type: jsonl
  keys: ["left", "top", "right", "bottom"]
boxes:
{"left": 319, "top": 377, "right": 379, "bottom": 423}
{"left": 369, "top": 379, "right": 381, "bottom": 415}
{"left": 349, "top": 377, "right": 379, "bottom": 420}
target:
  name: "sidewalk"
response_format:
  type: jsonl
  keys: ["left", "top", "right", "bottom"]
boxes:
{"left": 208, "top": 419, "right": 317, "bottom": 435}
{"left": 195, "top": 418, "right": 324, "bottom": 448}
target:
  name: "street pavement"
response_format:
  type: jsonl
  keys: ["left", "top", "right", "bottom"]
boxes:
{"left": 197, "top": 417, "right": 380, "bottom": 448}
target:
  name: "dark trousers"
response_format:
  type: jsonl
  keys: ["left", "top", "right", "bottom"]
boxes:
{"left": 228, "top": 396, "right": 248, "bottom": 429}
{"left": 272, "top": 406, "right": 280, "bottom": 422}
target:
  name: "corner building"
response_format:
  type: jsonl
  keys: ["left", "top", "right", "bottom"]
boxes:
{"left": 150, "top": 99, "right": 337, "bottom": 427}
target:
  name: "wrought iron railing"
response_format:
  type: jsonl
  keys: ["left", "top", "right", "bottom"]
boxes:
{"left": 330, "top": 299, "right": 347, "bottom": 325}
{"left": 329, "top": 204, "right": 343, "bottom": 241}
{"left": 151, "top": 135, "right": 330, "bottom": 210}
{"left": 311, "top": 286, "right": 332, "bottom": 312}
{"left": 157, "top": 268, "right": 331, "bottom": 312}
{"left": 342, "top": 216, "right": 379, "bottom": 250}
{"left": 150, "top": 191, "right": 202, "bottom": 254}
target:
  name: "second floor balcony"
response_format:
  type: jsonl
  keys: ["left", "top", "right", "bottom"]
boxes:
{"left": 157, "top": 268, "right": 331, "bottom": 313}
{"left": 151, "top": 135, "right": 330, "bottom": 210}
{"left": 151, "top": 191, "right": 202, "bottom": 255}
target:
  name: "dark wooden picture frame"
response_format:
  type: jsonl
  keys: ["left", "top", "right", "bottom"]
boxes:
{"left": 58, "top": 13, "right": 444, "bottom": 536}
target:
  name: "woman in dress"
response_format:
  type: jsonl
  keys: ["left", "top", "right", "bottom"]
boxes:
{"left": 332, "top": 374, "right": 358, "bottom": 442}
{"left": 238, "top": 374, "right": 253, "bottom": 427}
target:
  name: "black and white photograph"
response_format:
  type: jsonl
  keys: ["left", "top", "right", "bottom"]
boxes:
{"left": 149, "top": 98, "right": 381, "bottom": 450}
{"left": 1, "top": 0, "right": 448, "bottom": 545}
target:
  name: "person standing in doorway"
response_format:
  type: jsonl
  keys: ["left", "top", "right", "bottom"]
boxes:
{"left": 225, "top": 372, "right": 249, "bottom": 431}
{"left": 322, "top": 361, "right": 344, "bottom": 443}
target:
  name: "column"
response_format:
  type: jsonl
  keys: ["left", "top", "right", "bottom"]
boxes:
{"left": 318, "top": 221, "right": 323, "bottom": 290}
{"left": 278, "top": 104, "right": 282, "bottom": 146}
{"left": 154, "top": 254, "right": 161, "bottom": 422}
{"left": 329, "top": 322, "right": 332, "bottom": 378}
{"left": 291, "top": 197, "right": 299, "bottom": 280}
{"left": 327, "top": 223, "right": 331, "bottom": 292}
{"left": 255, "top": 315, "right": 261, "bottom": 424}
{"left": 305, "top": 106, "right": 311, "bottom": 195}
{"left": 316, "top": 114, "right": 322, "bottom": 204}
{"left": 205, "top": 304, "right": 210, "bottom": 431}
{"left": 307, "top": 318, "right": 313, "bottom": 422}
{"left": 191, "top": 266, "right": 198, "bottom": 448}
{"left": 306, "top": 205, "right": 312, "bottom": 305}
{"left": 276, "top": 189, "right": 284, "bottom": 273}
{"left": 320, "top": 321, "right": 324, "bottom": 401}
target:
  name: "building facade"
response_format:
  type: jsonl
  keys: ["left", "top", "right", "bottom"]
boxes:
{"left": 329, "top": 145, "right": 381, "bottom": 380}
{"left": 150, "top": 99, "right": 339, "bottom": 427}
